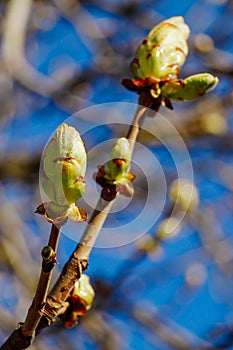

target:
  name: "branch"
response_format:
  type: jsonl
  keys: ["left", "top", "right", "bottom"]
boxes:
{"left": 2, "top": 0, "right": 55, "bottom": 97}
{"left": 0, "top": 224, "right": 61, "bottom": 349}
{"left": 133, "top": 307, "right": 217, "bottom": 350}
{"left": 2, "top": 0, "right": 86, "bottom": 112}
{"left": 37, "top": 105, "right": 148, "bottom": 331}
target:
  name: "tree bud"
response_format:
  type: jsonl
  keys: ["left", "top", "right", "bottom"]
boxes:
{"left": 131, "top": 16, "right": 190, "bottom": 80}
{"left": 40, "top": 123, "right": 87, "bottom": 223}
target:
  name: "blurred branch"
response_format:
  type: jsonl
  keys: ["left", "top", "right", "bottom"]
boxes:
{"left": 194, "top": 209, "right": 233, "bottom": 276}
{"left": 53, "top": 0, "right": 107, "bottom": 40}
{"left": 133, "top": 306, "right": 218, "bottom": 350}
{"left": 53, "top": 0, "right": 126, "bottom": 75}
{"left": 2, "top": 0, "right": 57, "bottom": 96}
{"left": 82, "top": 311, "right": 120, "bottom": 350}
{"left": 0, "top": 154, "right": 40, "bottom": 183}
{"left": 2, "top": 0, "right": 86, "bottom": 112}
{"left": 192, "top": 34, "right": 233, "bottom": 76}
{"left": 0, "top": 306, "right": 16, "bottom": 333}
{"left": 0, "top": 186, "right": 38, "bottom": 292}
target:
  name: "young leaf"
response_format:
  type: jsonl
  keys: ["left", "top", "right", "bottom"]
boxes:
{"left": 162, "top": 73, "right": 219, "bottom": 101}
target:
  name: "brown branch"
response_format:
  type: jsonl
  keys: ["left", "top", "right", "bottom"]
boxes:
{"left": 22, "top": 225, "right": 61, "bottom": 335}
{"left": 43, "top": 198, "right": 114, "bottom": 321}
{"left": 1, "top": 224, "right": 61, "bottom": 349}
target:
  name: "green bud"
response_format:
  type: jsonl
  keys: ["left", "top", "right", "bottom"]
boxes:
{"left": 63, "top": 274, "right": 95, "bottom": 327}
{"left": 41, "top": 123, "right": 87, "bottom": 222}
{"left": 73, "top": 274, "right": 95, "bottom": 311}
{"left": 162, "top": 73, "right": 219, "bottom": 101}
{"left": 131, "top": 16, "right": 190, "bottom": 79}
{"left": 41, "top": 246, "right": 55, "bottom": 261}
{"left": 107, "top": 138, "right": 132, "bottom": 182}
{"left": 95, "top": 138, "right": 135, "bottom": 200}
{"left": 65, "top": 204, "right": 87, "bottom": 222}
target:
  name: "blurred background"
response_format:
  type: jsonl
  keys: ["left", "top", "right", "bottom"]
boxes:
{"left": 0, "top": 0, "right": 233, "bottom": 349}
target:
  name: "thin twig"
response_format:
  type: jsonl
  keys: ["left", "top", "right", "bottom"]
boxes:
{"left": 22, "top": 224, "right": 61, "bottom": 336}
{"left": 127, "top": 105, "right": 147, "bottom": 142}
{"left": 45, "top": 198, "right": 114, "bottom": 315}
{"left": 1, "top": 224, "right": 61, "bottom": 349}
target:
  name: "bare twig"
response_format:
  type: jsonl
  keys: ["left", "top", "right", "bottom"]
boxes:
{"left": 43, "top": 197, "right": 114, "bottom": 322}
{"left": 1, "top": 224, "right": 61, "bottom": 349}
{"left": 127, "top": 105, "right": 147, "bottom": 148}
{"left": 22, "top": 224, "right": 61, "bottom": 336}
